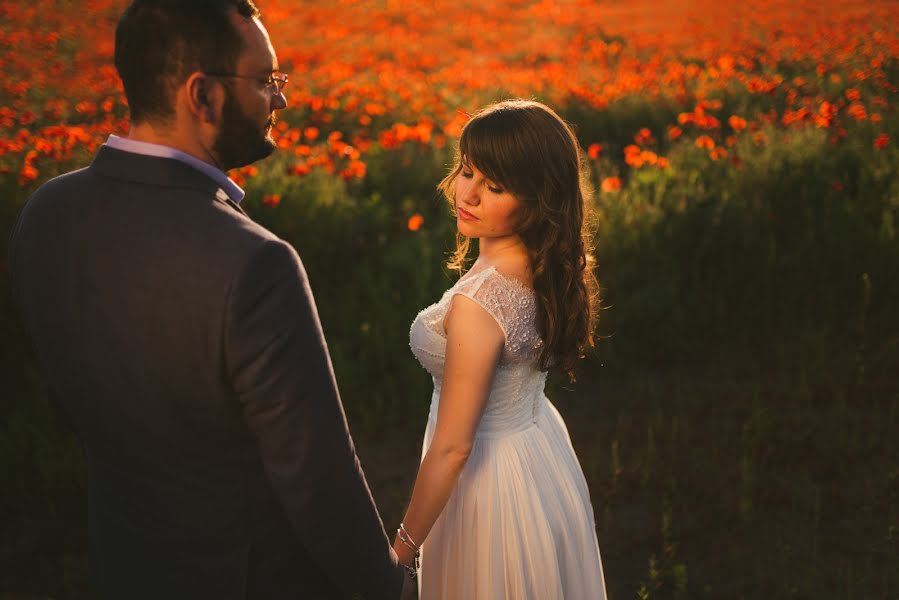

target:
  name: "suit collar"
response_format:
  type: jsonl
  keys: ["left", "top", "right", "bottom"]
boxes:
{"left": 89, "top": 145, "right": 248, "bottom": 216}
{"left": 104, "top": 135, "right": 245, "bottom": 203}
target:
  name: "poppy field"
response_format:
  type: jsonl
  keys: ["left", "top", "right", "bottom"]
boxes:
{"left": 2, "top": 0, "right": 897, "bottom": 190}
{"left": 1, "top": 0, "right": 898, "bottom": 598}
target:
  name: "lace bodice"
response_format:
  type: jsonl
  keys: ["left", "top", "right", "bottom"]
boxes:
{"left": 409, "top": 263, "right": 548, "bottom": 436}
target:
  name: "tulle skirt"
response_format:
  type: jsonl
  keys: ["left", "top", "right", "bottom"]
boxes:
{"left": 419, "top": 397, "right": 607, "bottom": 599}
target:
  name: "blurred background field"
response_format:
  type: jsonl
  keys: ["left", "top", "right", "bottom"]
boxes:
{"left": 1, "top": 0, "right": 897, "bottom": 598}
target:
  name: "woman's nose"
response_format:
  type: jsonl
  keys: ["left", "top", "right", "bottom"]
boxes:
{"left": 460, "top": 183, "right": 479, "bottom": 206}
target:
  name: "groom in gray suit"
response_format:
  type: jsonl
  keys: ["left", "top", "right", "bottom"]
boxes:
{"left": 9, "top": 1, "right": 410, "bottom": 598}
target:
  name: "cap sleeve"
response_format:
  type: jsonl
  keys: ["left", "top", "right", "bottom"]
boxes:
{"left": 451, "top": 268, "right": 543, "bottom": 364}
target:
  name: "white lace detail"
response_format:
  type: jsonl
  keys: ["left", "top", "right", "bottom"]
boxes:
{"left": 411, "top": 264, "right": 543, "bottom": 372}
{"left": 409, "top": 264, "right": 548, "bottom": 437}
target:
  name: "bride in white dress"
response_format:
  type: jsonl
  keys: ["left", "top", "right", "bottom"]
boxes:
{"left": 393, "top": 99, "right": 607, "bottom": 599}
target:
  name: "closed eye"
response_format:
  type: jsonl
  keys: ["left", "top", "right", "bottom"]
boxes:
{"left": 459, "top": 163, "right": 504, "bottom": 193}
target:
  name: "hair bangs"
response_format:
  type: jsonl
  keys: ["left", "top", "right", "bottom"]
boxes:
{"left": 459, "top": 107, "right": 532, "bottom": 197}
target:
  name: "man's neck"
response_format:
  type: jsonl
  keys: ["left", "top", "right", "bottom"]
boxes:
{"left": 126, "top": 123, "right": 223, "bottom": 170}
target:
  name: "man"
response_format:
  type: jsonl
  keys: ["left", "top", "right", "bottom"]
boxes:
{"left": 8, "top": 1, "right": 414, "bottom": 597}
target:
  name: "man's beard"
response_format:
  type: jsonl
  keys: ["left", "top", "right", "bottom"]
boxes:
{"left": 213, "top": 90, "right": 276, "bottom": 171}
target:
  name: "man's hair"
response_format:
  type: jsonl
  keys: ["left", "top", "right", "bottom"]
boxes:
{"left": 114, "top": 0, "right": 261, "bottom": 125}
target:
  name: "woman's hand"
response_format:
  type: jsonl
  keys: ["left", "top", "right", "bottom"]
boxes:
{"left": 392, "top": 535, "right": 417, "bottom": 569}
{"left": 393, "top": 535, "right": 418, "bottom": 599}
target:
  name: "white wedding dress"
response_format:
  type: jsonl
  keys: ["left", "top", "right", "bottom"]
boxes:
{"left": 409, "top": 262, "right": 607, "bottom": 599}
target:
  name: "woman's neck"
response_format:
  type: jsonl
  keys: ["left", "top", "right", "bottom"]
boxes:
{"left": 477, "top": 235, "right": 529, "bottom": 268}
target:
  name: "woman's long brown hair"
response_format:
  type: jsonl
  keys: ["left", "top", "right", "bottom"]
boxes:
{"left": 438, "top": 99, "right": 599, "bottom": 381}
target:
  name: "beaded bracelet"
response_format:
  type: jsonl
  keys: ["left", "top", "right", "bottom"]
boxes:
{"left": 399, "top": 523, "right": 420, "bottom": 550}
{"left": 396, "top": 523, "right": 421, "bottom": 570}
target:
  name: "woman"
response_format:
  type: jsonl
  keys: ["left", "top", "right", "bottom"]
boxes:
{"left": 396, "top": 99, "right": 607, "bottom": 599}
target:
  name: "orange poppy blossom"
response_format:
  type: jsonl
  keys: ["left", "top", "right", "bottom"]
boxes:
{"left": 0, "top": 0, "right": 895, "bottom": 194}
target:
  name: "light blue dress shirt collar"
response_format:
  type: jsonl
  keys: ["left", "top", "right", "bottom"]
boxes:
{"left": 104, "top": 134, "right": 245, "bottom": 204}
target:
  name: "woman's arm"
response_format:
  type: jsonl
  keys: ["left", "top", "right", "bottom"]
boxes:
{"left": 393, "top": 293, "right": 505, "bottom": 567}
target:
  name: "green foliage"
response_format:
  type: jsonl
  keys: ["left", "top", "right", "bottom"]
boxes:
{"left": 590, "top": 122, "right": 899, "bottom": 373}
{"left": 1, "top": 100, "right": 897, "bottom": 596}
{"left": 636, "top": 499, "right": 689, "bottom": 600}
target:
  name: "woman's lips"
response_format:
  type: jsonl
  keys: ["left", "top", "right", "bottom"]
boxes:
{"left": 457, "top": 207, "right": 479, "bottom": 221}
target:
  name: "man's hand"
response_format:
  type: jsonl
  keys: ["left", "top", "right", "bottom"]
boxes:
{"left": 400, "top": 575, "right": 417, "bottom": 600}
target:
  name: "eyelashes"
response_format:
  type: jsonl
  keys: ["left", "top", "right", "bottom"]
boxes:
{"left": 459, "top": 168, "right": 504, "bottom": 194}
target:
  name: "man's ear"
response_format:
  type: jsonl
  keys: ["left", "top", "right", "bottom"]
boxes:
{"left": 184, "top": 72, "right": 223, "bottom": 124}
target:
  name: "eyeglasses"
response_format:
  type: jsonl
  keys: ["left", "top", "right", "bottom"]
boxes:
{"left": 205, "top": 71, "right": 289, "bottom": 93}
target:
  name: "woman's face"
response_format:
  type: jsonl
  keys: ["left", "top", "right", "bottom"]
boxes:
{"left": 453, "top": 159, "right": 523, "bottom": 240}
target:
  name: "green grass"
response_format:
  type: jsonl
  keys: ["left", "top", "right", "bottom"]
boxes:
{"left": 2, "top": 96, "right": 897, "bottom": 598}
{"left": 3, "top": 352, "right": 895, "bottom": 599}
{"left": 559, "top": 361, "right": 898, "bottom": 599}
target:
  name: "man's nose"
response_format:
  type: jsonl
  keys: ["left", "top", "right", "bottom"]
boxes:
{"left": 271, "top": 90, "right": 287, "bottom": 111}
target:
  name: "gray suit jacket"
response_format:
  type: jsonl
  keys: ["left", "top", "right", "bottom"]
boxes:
{"left": 8, "top": 145, "right": 403, "bottom": 599}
